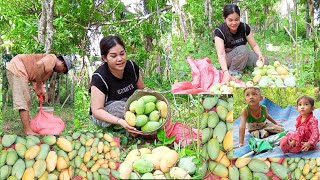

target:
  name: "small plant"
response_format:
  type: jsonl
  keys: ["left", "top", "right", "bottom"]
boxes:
{"left": 154, "top": 129, "right": 175, "bottom": 147}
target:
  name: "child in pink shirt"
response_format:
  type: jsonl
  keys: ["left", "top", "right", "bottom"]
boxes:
{"left": 280, "top": 95, "right": 319, "bottom": 153}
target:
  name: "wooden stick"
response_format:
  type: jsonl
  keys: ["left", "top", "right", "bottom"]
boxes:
{"left": 283, "top": 26, "right": 296, "bottom": 43}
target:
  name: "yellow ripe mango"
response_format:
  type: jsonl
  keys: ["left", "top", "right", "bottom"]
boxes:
{"left": 235, "top": 158, "right": 251, "bottom": 168}
{"left": 103, "top": 134, "right": 114, "bottom": 142}
{"left": 57, "top": 156, "right": 69, "bottom": 171}
{"left": 22, "top": 167, "right": 35, "bottom": 180}
{"left": 46, "top": 151, "right": 57, "bottom": 172}
{"left": 225, "top": 111, "right": 233, "bottom": 123}
{"left": 215, "top": 150, "right": 230, "bottom": 167}
{"left": 156, "top": 101, "right": 168, "bottom": 118}
{"left": 83, "top": 151, "right": 91, "bottom": 163}
{"left": 223, "top": 130, "right": 233, "bottom": 151}
{"left": 56, "top": 138, "right": 72, "bottom": 152}
{"left": 125, "top": 111, "right": 136, "bottom": 126}
{"left": 25, "top": 145, "right": 40, "bottom": 160}
{"left": 59, "top": 170, "right": 70, "bottom": 180}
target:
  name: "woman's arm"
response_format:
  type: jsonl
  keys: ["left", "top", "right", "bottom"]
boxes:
{"left": 136, "top": 72, "right": 145, "bottom": 89}
{"left": 214, "top": 36, "right": 231, "bottom": 84}
{"left": 239, "top": 108, "right": 248, "bottom": 146}
{"left": 246, "top": 32, "right": 265, "bottom": 63}
{"left": 90, "top": 86, "right": 138, "bottom": 132}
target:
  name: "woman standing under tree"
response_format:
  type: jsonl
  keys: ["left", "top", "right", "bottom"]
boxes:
{"left": 214, "top": 4, "right": 267, "bottom": 84}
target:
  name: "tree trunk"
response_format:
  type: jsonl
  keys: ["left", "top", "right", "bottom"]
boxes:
{"left": 38, "top": 0, "right": 46, "bottom": 44}
{"left": 48, "top": 72, "right": 57, "bottom": 103}
{"left": 173, "top": 0, "right": 188, "bottom": 41}
{"left": 204, "top": 0, "right": 213, "bottom": 30}
{"left": 293, "top": 0, "right": 297, "bottom": 37}
{"left": 287, "top": 0, "right": 292, "bottom": 34}
{"left": 44, "top": 0, "right": 54, "bottom": 53}
{"left": 56, "top": 74, "right": 61, "bottom": 104}
{"left": 307, "top": 0, "right": 314, "bottom": 37}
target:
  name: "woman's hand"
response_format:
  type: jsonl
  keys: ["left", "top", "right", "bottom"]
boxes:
{"left": 258, "top": 55, "right": 265, "bottom": 64}
{"left": 118, "top": 119, "right": 143, "bottom": 135}
{"left": 288, "top": 139, "right": 296, "bottom": 148}
{"left": 301, "top": 142, "right": 311, "bottom": 152}
{"left": 221, "top": 71, "right": 231, "bottom": 85}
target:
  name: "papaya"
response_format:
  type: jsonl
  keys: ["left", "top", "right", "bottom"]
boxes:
{"left": 56, "top": 137, "right": 72, "bottom": 152}
{"left": 156, "top": 100, "right": 168, "bottom": 118}
{"left": 42, "top": 135, "right": 56, "bottom": 145}
{"left": 125, "top": 111, "right": 136, "bottom": 126}
{"left": 141, "top": 121, "right": 161, "bottom": 132}
{"left": 145, "top": 102, "right": 156, "bottom": 114}
{"left": 12, "top": 159, "right": 25, "bottom": 179}
{"left": 2, "top": 135, "right": 17, "bottom": 147}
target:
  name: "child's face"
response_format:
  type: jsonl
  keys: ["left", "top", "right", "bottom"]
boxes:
{"left": 244, "top": 88, "right": 262, "bottom": 105}
{"left": 297, "top": 98, "right": 313, "bottom": 116}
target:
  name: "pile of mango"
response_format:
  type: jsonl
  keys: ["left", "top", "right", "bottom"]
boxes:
{"left": 200, "top": 95, "right": 234, "bottom": 178}
{"left": 246, "top": 60, "right": 297, "bottom": 87}
{"left": 119, "top": 146, "right": 196, "bottom": 179}
{"left": 0, "top": 132, "right": 120, "bottom": 180}
{"left": 125, "top": 95, "right": 168, "bottom": 132}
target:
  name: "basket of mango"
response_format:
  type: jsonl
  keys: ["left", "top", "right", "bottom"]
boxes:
{"left": 124, "top": 90, "right": 170, "bottom": 135}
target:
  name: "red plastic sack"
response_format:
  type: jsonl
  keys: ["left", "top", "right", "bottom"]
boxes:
{"left": 172, "top": 56, "right": 245, "bottom": 94}
{"left": 30, "top": 98, "right": 65, "bottom": 135}
{"left": 164, "top": 120, "right": 201, "bottom": 147}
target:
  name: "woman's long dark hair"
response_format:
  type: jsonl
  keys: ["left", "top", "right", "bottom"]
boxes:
{"left": 100, "top": 35, "right": 126, "bottom": 56}
{"left": 222, "top": 4, "right": 241, "bottom": 45}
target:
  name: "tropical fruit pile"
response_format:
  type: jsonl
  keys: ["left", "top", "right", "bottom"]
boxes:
{"left": 200, "top": 95, "right": 234, "bottom": 178}
{"left": 0, "top": 132, "right": 120, "bottom": 180}
{"left": 247, "top": 60, "right": 297, "bottom": 87}
{"left": 226, "top": 157, "right": 320, "bottom": 180}
{"left": 119, "top": 146, "right": 196, "bottom": 179}
{"left": 125, "top": 95, "right": 168, "bottom": 132}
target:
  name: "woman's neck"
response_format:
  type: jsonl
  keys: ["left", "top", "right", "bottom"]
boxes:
{"left": 109, "top": 68, "right": 124, "bottom": 79}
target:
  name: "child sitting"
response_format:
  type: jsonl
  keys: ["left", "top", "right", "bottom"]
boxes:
{"left": 280, "top": 95, "right": 319, "bottom": 153}
{"left": 239, "top": 87, "right": 284, "bottom": 147}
